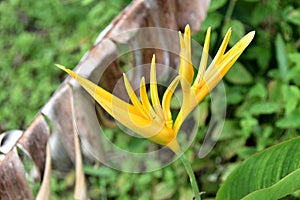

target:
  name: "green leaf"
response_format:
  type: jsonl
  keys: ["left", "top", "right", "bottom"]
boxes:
{"left": 249, "top": 102, "right": 280, "bottom": 115}
{"left": 225, "top": 62, "right": 253, "bottom": 84}
{"left": 219, "top": 120, "right": 240, "bottom": 140}
{"left": 248, "top": 82, "right": 267, "bottom": 100}
{"left": 208, "top": 0, "right": 227, "bottom": 12}
{"left": 153, "top": 183, "right": 176, "bottom": 200}
{"left": 251, "top": 4, "right": 272, "bottom": 25}
{"left": 201, "top": 12, "right": 223, "bottom": 30}
{"left": 282, "top": 85, "right": 300, "bottom": 114}
{"left": 268, "top": 80, "right": 283, "bottom": 103}
{"left": 84, "top": 166, "right": 116, "bottom": 178}
{"left": 287, "top": 53, "right": 300, "bottom": 85}
{"left": 275, "top": 34, "right": 288, "bottom": 83}
{"left": 245, "top": 46, "right": 271, "bottom": 70}
{"left": 227, "top": 92, "right": 243, "bottom": 104}
{"left": 288, "top": 53, "right": 300, "bottom": 69}
{"left": 276, "top": 109, "right": 300, "bottom": 129}
{"left": 240, "top": 116, "right": 258, "bottom": 137}
{"left": 179, "top": 187, "right": 193, "bottom": 200}
{"left": 216, "top": 137, "right": 300, "bottom": 200}
{"left": 286, "top": 8, "right": 300, "bottom": 25}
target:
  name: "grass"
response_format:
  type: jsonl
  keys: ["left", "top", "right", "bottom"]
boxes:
{"left": 0, "top": 0, "right": 130, "bottom": 131}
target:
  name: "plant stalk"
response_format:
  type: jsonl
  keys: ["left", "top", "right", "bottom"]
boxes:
{"left": 179, "top": 153, "right": 201, "bottom": 200}
{"left": 224, "top": 0, "right": 237, "bottom": 24}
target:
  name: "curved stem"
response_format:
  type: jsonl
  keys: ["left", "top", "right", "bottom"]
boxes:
{"left": 179, "top": 153, "right": 201, "bottom": 200}
{"left": 224, "top": 0, "right": 237, "bottom": 24}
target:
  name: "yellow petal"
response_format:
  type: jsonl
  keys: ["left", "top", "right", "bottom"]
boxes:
{"left": 193, "top": 27, "right": 211, "bottom": 90}
{"left": 162, "top": 76, "right": 180, "bottom": 128}
{"left": 219, "top": 31, "right": 255, "bottom": 70}
{"left": 173, "top": 77, "right": 198, "bottom": 135}
{"left": 205, "top": 28, "right": 232, "bottom": 79}
{"left": 150, "top": 55, "right": 165, "bottom": 121}
{"left": 196, "top": 31, "right": 255, "bottom": 103}
{"left": 56, "top": 64, "right": 175, "bottom": 146}
{"left": 206, "top": 31, "right": 255, "bottom": 88}
{"left": 179, "top": 25, "right": 194, "bottom": 84}
{"left": 123, "top": 73, "right": 150, "bottom": 120}
{"left": 139, "top": 77, "right": 157, "bottom": 120}
{"left": 184, "top": 25, "right": 191, "bottom": 62}
{"left": 214, "top": 28, "right": 232, "bottom": 65}
{"left": 56, "top": 64, "right": 138, "bottom": 117}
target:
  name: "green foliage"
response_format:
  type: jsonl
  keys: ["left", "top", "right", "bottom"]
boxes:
{"left": 84, "top": 162, "right": 193, "bottom": 200}
{"left": 192, "top": 0, "right": 300, "bottom": 198}
{"left": 216, "top": 137, "right": 300, "bottom": 200}
{"left": 0, "top": 0, "right": 128, "bottom": 131}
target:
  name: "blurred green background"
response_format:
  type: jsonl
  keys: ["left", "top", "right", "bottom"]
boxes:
{"left": 0, "top": 0, "right": 130, "bottom": 131}
{"left": 1, "top": 0, "right": 300, "bottom": 199}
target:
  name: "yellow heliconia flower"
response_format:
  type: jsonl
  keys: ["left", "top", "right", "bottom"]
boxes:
{"left": 56, "top": 25, "right": 255, "bottom": 154}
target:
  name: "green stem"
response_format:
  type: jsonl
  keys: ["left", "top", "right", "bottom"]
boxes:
{"left": 224, "top": 0, "right": 237, "bottom": 24}
{"left": 179, "top": 153, "right": 201, "bottom": 200}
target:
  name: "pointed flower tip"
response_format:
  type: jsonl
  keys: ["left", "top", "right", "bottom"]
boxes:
{"left": 240, "top": 31, "right": 256, "bottom": 47}
{"left": 247, "top": 30, "right": 256, "bottom": 40}
{"left": 226, "top": 27, "right": 232, "bottom": 35}
{"left": 55, "top": 64, "right": 67, "bottom": 71}
{"left": 151, "top": 54, "right": 156, "bottom": 64}
{"left": 123, "top": 73, "right": 129, "bottom": 84}
{"left": 205, "top": 27, "right": 211, "bottom": 39}
{"left": 185, "top": 24, "right": 190, "bottom": 33}
{"left": 55, "top": 64, "right": 77, "bottom": 78}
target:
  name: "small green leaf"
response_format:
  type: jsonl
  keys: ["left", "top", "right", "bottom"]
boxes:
{"left": 227, "top": 92, "right": 243, "bottom": 104}
{"left": 249, "top": 102, "right": 280, "bottom": 115}
{"left": 276, "top": 109, "right": 300, "bottom": 129}
{"left": 153, "top": 183, "right": 176, "bottom": 200}
{"left": 201, "top": 12, "right": 223, "bottom": 30}
{"left": 179, "top": 187, "right": 193, "bottom": 200}
{"left": 236, "top": 147, "right": 257, "bottom": 159}
{"left": 248, "top": 83, "right": 267, "bottom": 100}
{"left": 251, "top": 4, "right": 272, "bottom": 25}
{"left": 208, "top": 0, "right": 227, "bottom": 12}
{"left": 245, "top": 46, "right": 271, "bottom": 70}
{"left": 286, "top": 8, "right": 300, "bottom": 25}
{"left": 288, "top": 53, "right": 300, "bottom": 68}
{"left": 282, "top": 85, "right": 300, "bottom": 114}
{"left": 225, "top": 62, "right": 253, "bottom": 84}
{"left": 268, "top": 80, "right": 283, "bottom": 103}
{"left": 84, "top": 166, "right": 116, "bottom": 178}
{"left": 240, "top": 116, "right": 258, "bottom": 137}
{"left": 287, "top": 53, "right": 300, "bottom": 85}
{"left": 219, "top": 120, "right": 240, "bottom": 140}
{"left": 275, "top": 34, "right": 288, "bottom": 83}
{"left": 216, "top": 137, "right": 300, "bottom": 200}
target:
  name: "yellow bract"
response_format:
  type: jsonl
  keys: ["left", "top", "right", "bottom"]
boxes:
{"left": 57, "top": 25, "right": 255, "bottom": 154}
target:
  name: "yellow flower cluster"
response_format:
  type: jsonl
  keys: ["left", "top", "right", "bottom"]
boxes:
{"left": 57, "top": 25, "right": 255, "bottom": 153}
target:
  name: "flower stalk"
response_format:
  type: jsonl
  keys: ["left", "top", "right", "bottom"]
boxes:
{"left": 180, "top": 153, "right": 201, "bottom": 200}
